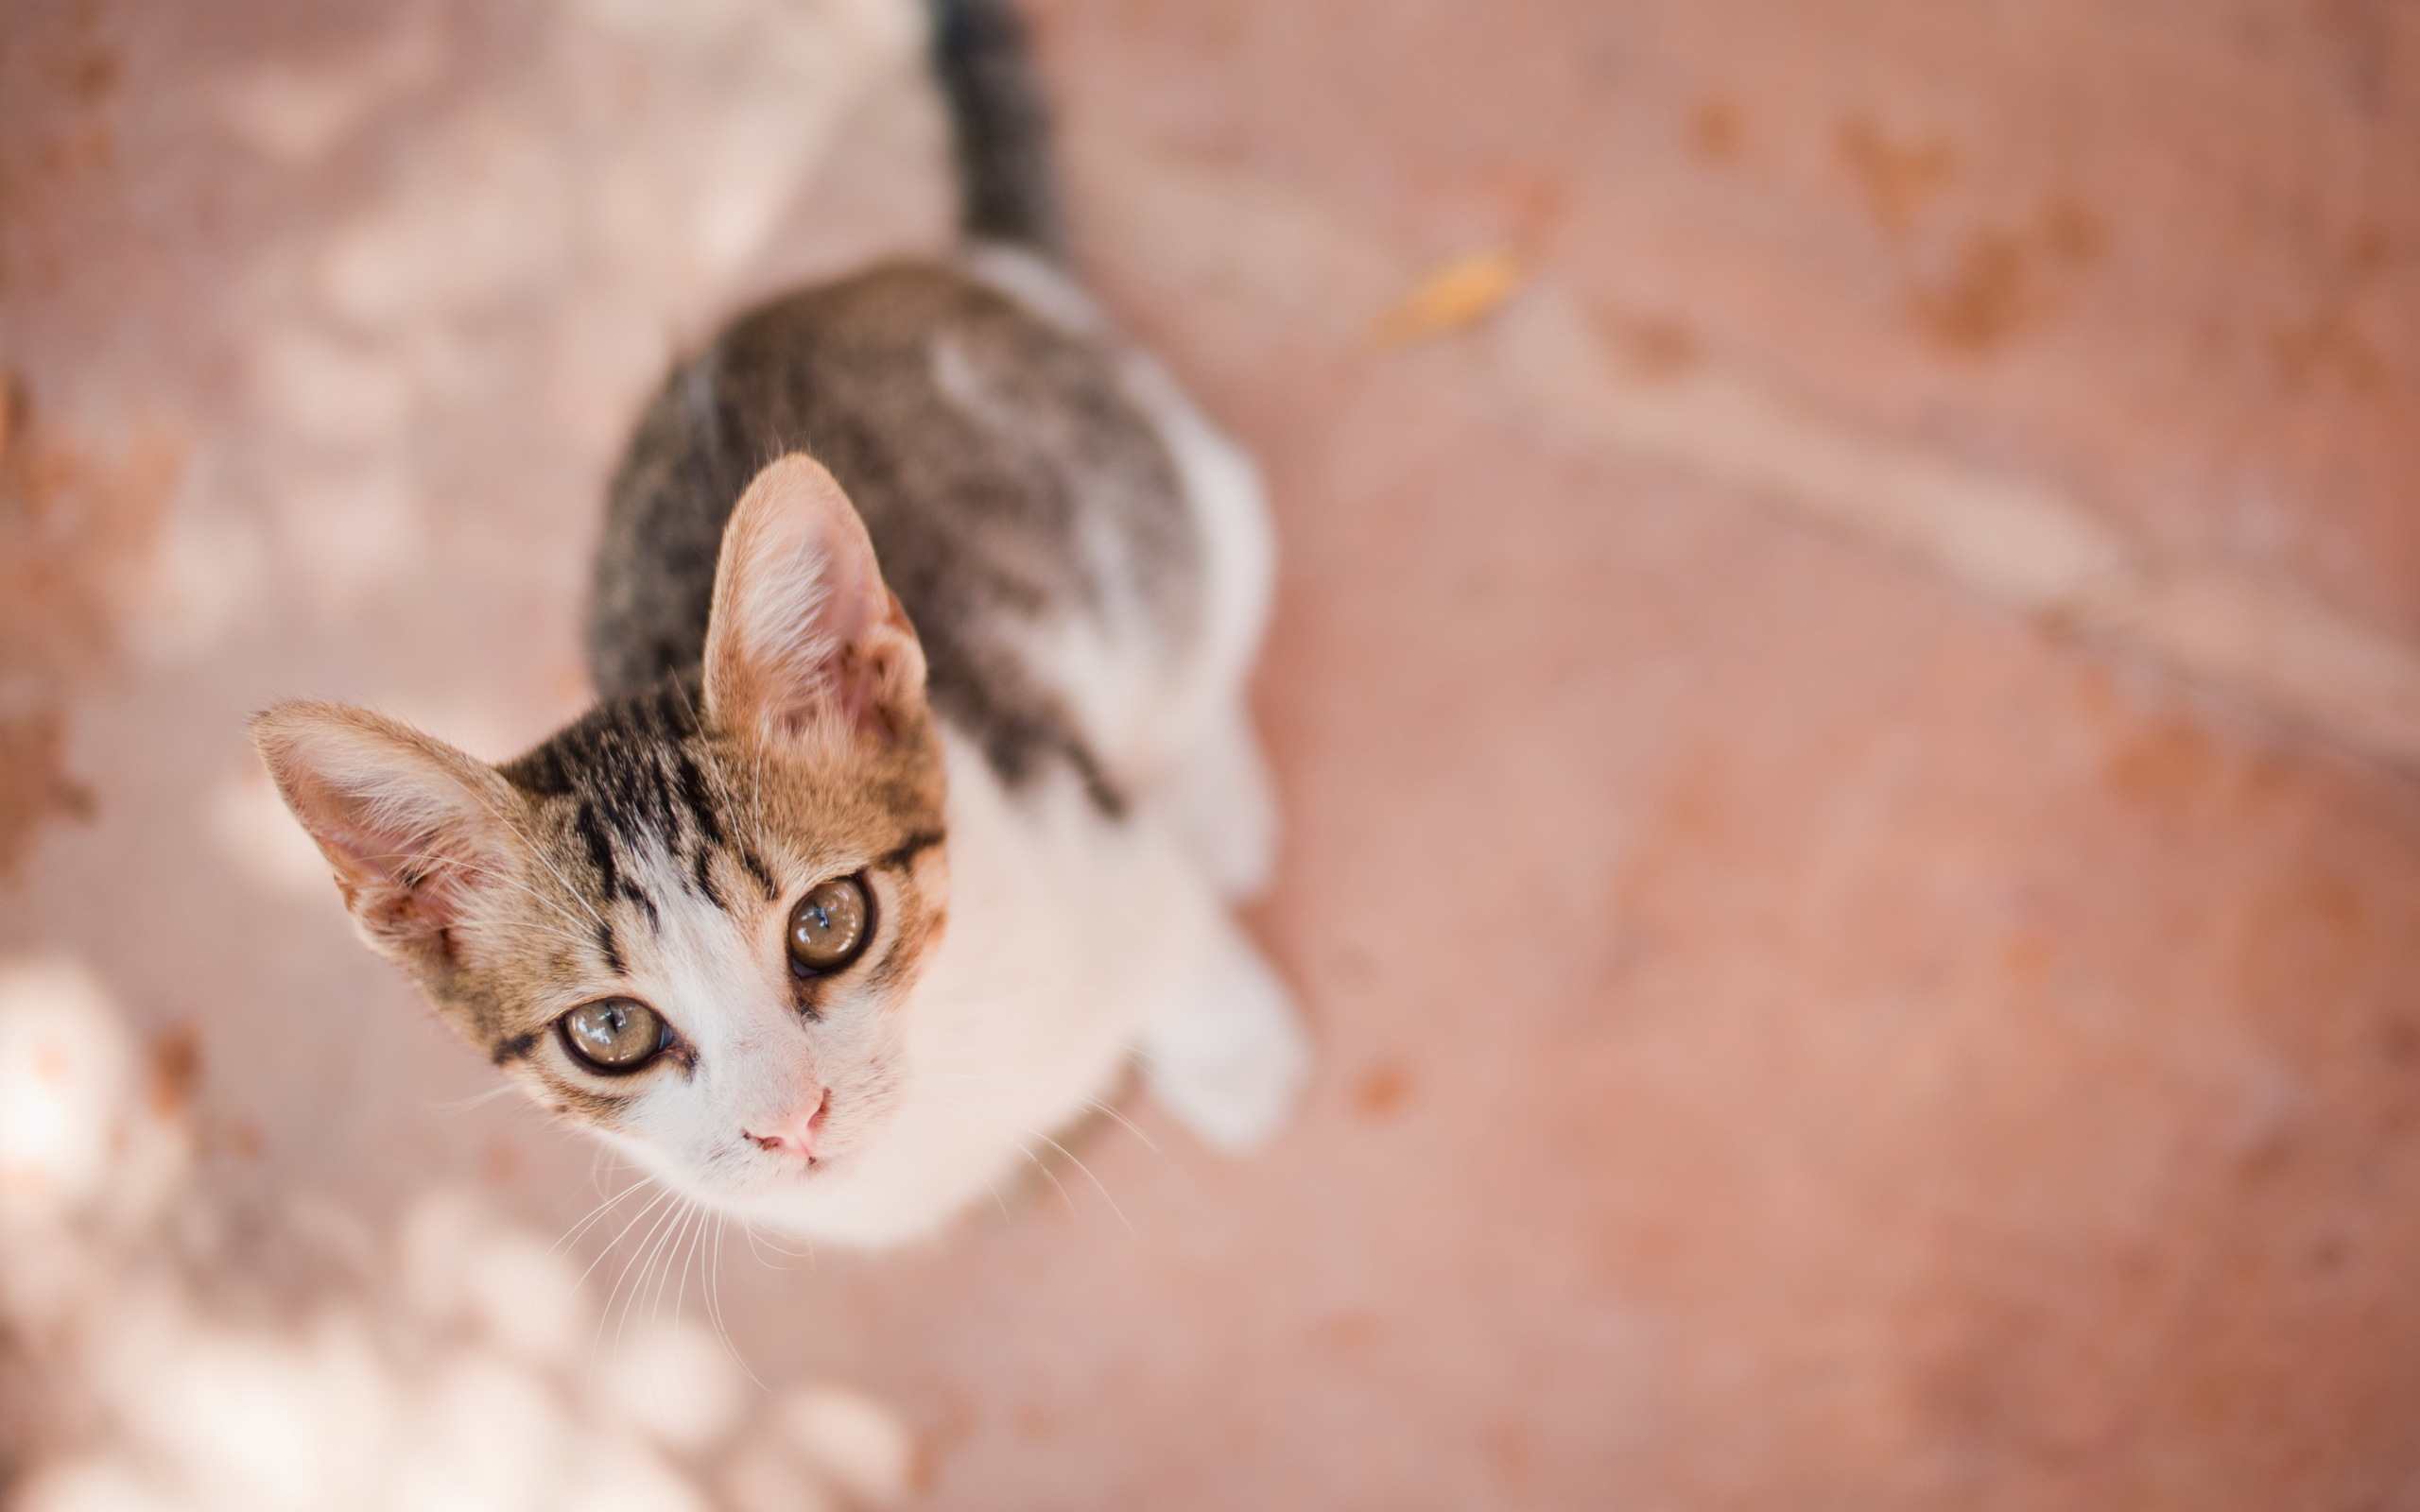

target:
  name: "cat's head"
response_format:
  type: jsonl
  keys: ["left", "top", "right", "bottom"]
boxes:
{"left": 254, "top": 455, "right": 949, "bottom": 1208}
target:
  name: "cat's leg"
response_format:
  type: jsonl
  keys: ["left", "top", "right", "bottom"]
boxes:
{"left": 1137, "top": 904, "right": 1311, "bottom": 1154}
{"left": 1113, "top": 336, "right": 1282, "bottom": 902}
{"left": 1161, "top": 700, "right": 1279, "bottom": 901}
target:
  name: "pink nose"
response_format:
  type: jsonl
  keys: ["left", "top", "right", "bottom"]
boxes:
{"left": 744, "top": 1091, "right": 828, "bottom": 1162}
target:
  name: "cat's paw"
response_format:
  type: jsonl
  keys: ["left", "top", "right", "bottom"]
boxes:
{"left": 1138, "top": 928, "right": 1310, "bottom": 1153}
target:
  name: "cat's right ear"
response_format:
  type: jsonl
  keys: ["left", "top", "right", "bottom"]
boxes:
{"left": 703, "top": 454, "right": 929, "bottom": 748}
{"left": 250, "top": 702, "right": 525, "bottom": 973}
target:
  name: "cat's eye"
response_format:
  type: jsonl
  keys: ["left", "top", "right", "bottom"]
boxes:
{"left": 559, "top": 997, "right": 670, "bottom": 1073}
{"left": 787, "top": 874, "right": 871, "bottom": 974}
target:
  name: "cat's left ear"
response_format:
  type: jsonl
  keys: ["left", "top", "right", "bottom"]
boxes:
{"left": 251, "top": 702, "right": 527, "bottom": 973}
{"left": 703, "top": 453, "right": 928, "bottom": 747}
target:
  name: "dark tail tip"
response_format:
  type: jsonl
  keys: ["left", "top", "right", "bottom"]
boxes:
{"left": 925, "top": 0, "right": 1064, "bottom": 257}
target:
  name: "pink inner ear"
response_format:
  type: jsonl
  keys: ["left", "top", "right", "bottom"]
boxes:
{"left": 706, "top": 455, "right": 920, "bottom": 742}
{"left": 304, "top": 775, "right": 485, "bottom": 918}
{"left": 251, "top": 704, "right": 517, "bottom": 962}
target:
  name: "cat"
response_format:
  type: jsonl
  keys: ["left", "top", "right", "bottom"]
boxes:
{"left": 251, "top": 0, "right": 1308, "bottom": 1248}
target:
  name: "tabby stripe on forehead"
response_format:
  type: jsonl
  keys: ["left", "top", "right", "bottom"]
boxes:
{"left": 653, "top": 750, "right": 683, "bottom": 840}
{"left": 880, "top": 829, "right": 946, "bottom": 871}
{"left": 739, "top": 845, "right": 779, "bottom": 902}
{"left": 633, "top": 747, "right": 676, "bottom": 844}
{"left": 654, "top": 679, "right": 697, "bottom": 738}
{"left": 575, "top": 797, "right": 661, "bottom": 927}
{"left": 690, "top": 848, "right": 727, "bottom": 912}
{"left": 674, "top": 750, "right": 735, "bottom": 912}
{"left": 673, "top": 752, "right": 728, "bottom": 849}
{"left": 574, "top": 799, "right": 620, "bottom": 901}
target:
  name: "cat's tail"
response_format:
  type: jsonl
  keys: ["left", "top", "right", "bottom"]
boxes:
{"left": 925, "top": 0, "right": 1064, "bottom": 257}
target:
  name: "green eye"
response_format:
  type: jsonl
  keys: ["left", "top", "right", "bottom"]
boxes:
{"left": 787, "top": 874, "right": 871, "bottom": 974}
{"left": 559, "top": 997, "right": 669, "bottom": 1073}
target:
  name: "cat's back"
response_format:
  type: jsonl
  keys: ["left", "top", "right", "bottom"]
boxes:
{"left": 590, "top": 256, "right": 1219, "bottom": 802}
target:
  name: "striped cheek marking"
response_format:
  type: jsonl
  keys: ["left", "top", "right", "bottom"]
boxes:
{"left": 543, "top": 1079, "right": 645, "bottom": 1125}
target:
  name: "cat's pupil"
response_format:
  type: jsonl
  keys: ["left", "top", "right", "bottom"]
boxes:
{"left": 788, "top": 876, "right": 871, "bottom": 972}
{"left": 561, "top": 997, "right": 666, "bottom": 1071}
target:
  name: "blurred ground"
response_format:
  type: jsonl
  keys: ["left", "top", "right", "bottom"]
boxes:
{"left": 4, "top": 0, "right": 2420, "bottom": 1508}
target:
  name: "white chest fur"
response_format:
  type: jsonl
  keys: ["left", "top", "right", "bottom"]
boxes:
{"left": 725, "top": 733, "right": 1216, "bottom": 1246}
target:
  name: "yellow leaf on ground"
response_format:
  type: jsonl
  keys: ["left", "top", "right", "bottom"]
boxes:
{"left": 1374, "top": 249, "right": 1526, "bottom": 345}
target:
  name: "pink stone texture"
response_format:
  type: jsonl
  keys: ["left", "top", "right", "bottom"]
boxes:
{"left": 2, "top": 0, "right": 2417, "bottom": 1507}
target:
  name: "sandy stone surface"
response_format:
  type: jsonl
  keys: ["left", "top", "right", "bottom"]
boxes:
{"left": 3, "top": 0, "right": 2418, "bottom": 1507}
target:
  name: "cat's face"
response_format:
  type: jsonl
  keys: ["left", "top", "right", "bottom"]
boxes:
{"left": 255, "top": 456, "right": 949, "bottom": 1207}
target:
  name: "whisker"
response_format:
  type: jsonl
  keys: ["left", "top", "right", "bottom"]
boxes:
{"left": 899, "top": 1084, "right": 1141, "bottom": 1239}
{"left": 1009, "top": 1136, "right": 1091, "bottom": 1226}
{"left": 582, "top": 1185, "right": 684, "bottom": 1383}
{"left": 362, "top": 848, "right": 606, "bottom": 957}
{"left": 552, "top": 1173, "right": 660, "bottom": 1259}
{"left": 658, "top": 1199, "right": 703, "bottom": 1332}
{"left": 569, "top": 1183, "right": 676, "bottom": 1291}
{"left": 605, "top": 1190, "right": 680, "bottom": 1323}
{"left": 742, "top": 1219, "right": 815, "bottom": 1267}
{"left": 476, "top": 794, "right": 612, "bottom": 935}
{"left": 370, "top": 843, "right": 606, "bottom": 949}
{"left": 905, "top": 1080, "right": 1154, "bottom": 1158}
{"left": 635, "top": 1199, "right": 681, "bottom": 1339}
{"left": 424, "top": 1082, "right": 522, "bottom": 1115}
{"left": 614, "top": 1194, "right": 689, "bottom": 1357}
{"left": 640, "top": 1198, "right": 686, "bottom": 1338}
{"left": 585, "top": 1143, "right": 631, "bottom": 1199}
{"left": 1026, "top": 1128, "right": 1134, "bottom": 1236}
{"left": 1072, "top": 1093, "right": 1161, "bottom": 1156}
{"left": 703, "top": 1215, "right": 768, "bottom": 1390}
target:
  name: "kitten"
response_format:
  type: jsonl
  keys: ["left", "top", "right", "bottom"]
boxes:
{"left": 252, "top": 0, "right": 1307, "bottom": 1247}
